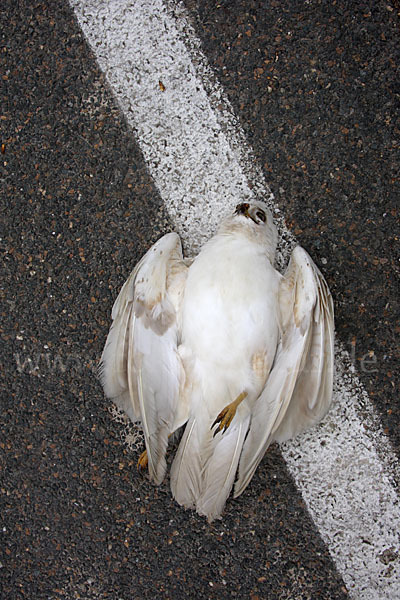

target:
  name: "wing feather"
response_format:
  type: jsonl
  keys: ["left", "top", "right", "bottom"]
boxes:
{"left": 235, "top": 246, "right": 334, "bottom": 497}
{"left": 99, "top": 233, "right": 189, "bottom": 484}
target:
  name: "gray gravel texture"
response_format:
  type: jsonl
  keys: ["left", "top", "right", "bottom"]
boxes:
{"left": 1, "top": 1, "right": 398, "bottom": 599}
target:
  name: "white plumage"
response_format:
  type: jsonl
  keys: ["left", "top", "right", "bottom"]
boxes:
{"left": 100, "top": 202, "right": 334, "bottom": 521}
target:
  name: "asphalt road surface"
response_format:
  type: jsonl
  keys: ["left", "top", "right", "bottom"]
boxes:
{"left": 1, "top": 1, "right": 399, "bottom": 599}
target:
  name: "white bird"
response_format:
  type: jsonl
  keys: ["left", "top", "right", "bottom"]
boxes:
{"left": 100, "top": 202, "right": 334, "bottom": 521}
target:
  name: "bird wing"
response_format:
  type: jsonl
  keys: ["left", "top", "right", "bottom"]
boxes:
{"left": 235, "top": 245, "right": 334, "bottom": 497}
{"left": 99, "top": 232, "right": 188, "bottom": 484}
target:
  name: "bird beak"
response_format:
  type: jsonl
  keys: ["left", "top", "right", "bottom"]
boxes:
{"left": 234, "top": 203, "right": 251, "bottom": 218}
{"left": 235, "top": 203, "right": 261, "bottom": 224}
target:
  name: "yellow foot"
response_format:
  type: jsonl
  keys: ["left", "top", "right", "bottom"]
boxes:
{"left": 137, "top": 449, "right": 148, "bottom": 472}
{"left": 211, "top": 391, "right": 248, "bottom": 436}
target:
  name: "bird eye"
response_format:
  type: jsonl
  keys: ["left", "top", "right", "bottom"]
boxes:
{"left": 256, "top": 210, "right": 266, "bottom": 223}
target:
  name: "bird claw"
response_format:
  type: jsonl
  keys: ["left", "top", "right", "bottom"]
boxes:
{"left": 211, "top": 391, "right": 248, "bottom": 437}
{"left": 211, "top": 407, "right": 233, "bottom": 437}
{"left": 137, "top": 449, "right": 148, "bottom": 472}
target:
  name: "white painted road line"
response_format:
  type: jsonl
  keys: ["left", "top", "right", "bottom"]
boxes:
{"left": 70, "top": 1, "right": 400, "bottom": 597}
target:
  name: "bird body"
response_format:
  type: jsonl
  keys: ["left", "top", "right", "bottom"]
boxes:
{"left": 100, "top": 202, "right": 334, "bottom": 521}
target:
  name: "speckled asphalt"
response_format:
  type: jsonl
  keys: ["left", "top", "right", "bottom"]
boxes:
{"left": 1, "top": 1, "right": 399, "bottom": 599}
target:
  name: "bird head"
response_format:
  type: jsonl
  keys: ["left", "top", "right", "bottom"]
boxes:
{"left": 218, "top": 201, "right": 278, "bottom": 262}
{"left": 234, "top": 202, "right": 269, "bottom": 225}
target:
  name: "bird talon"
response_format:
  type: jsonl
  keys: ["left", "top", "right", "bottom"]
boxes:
{"left": 211, "top": 407, "right": 235, "bottom": 436}
{"left": 211, "top": 408, "right": 227, "bottom": 430}
{"left": 211, "top": 391, "right": 248, "bottom": 436}
{"left": 137, "top": 449, "right": 148, "bottom": 472}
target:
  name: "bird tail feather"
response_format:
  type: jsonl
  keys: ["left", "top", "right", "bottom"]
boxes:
{"left": 196, "top": 415, "right": 250, "bottom": 522}
{"left": 170, "top": 412, "right": 212, "bottom": 509}
{"left": 170, "top": 373, "right": 251, "bottom": 520}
